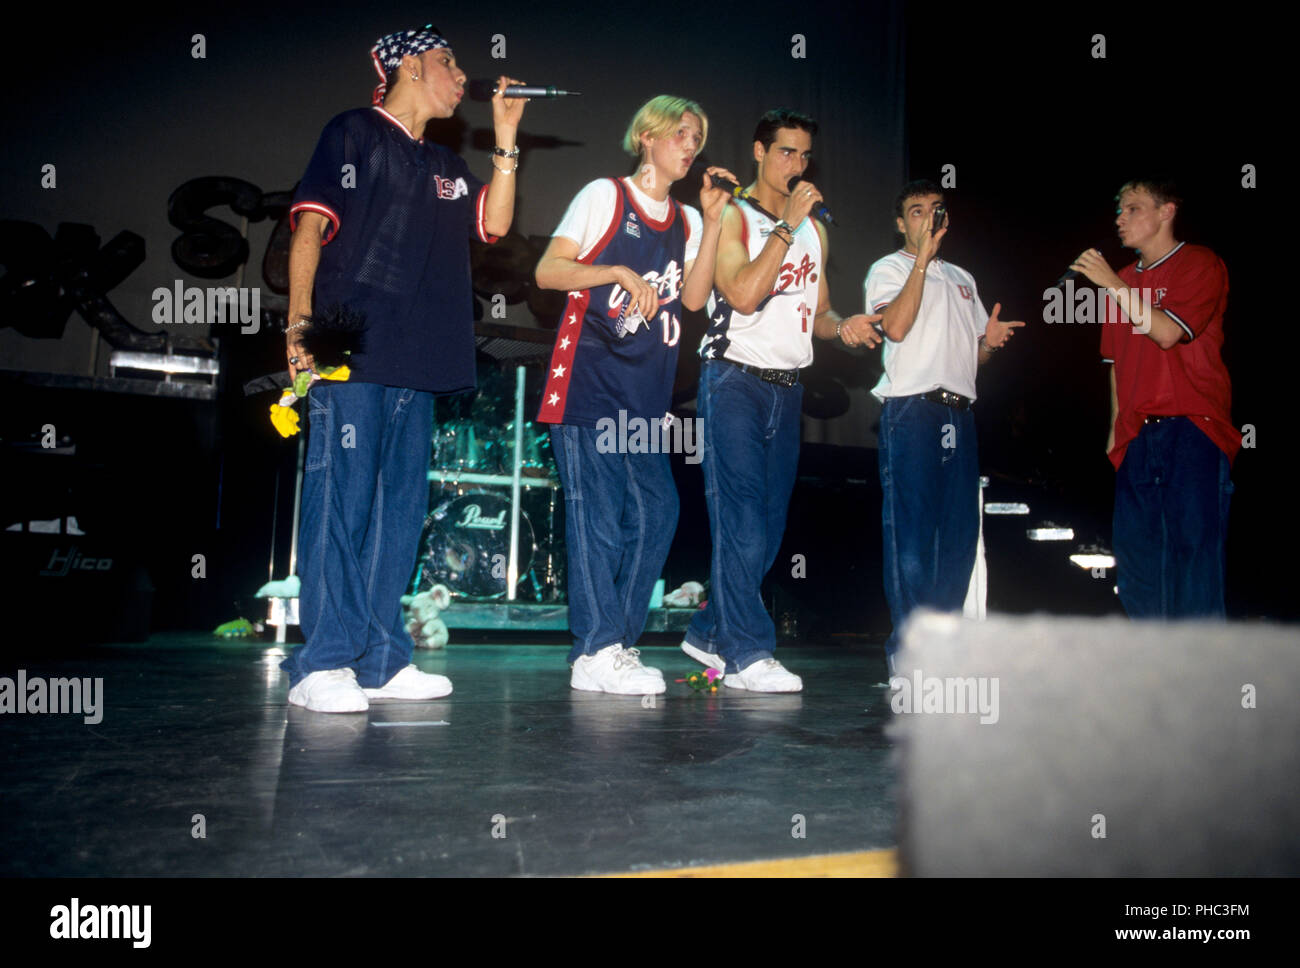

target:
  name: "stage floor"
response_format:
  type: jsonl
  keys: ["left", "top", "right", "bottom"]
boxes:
{"left": 0, "top": 634, "right": 897, "bottom": 877}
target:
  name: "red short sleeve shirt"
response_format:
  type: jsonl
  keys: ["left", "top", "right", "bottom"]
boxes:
{"left": 1100, "top": 243, "right": 1236, "bottom": 469}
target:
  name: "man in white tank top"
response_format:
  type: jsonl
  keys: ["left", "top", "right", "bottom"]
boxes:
{"left": 681, "top": 109, "right": 882, "bottom": 691}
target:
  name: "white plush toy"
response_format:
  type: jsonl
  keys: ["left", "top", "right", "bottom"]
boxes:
{"left": 254, "top": 575, "right": 301, "bottom": 599}
{"left": 662, "top": 580, "right": 706, "bottom": 608}
{"left": 407, "top": 584, "right": 452, "bottom": 650}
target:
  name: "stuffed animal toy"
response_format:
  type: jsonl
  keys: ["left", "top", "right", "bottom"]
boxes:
{"left": 407, "top": 584, "right": 452, "bottom": 650}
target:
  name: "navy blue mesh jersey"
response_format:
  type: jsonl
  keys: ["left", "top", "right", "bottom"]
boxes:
{"left": 289, "top": 106, "right": 496, "bottom": 394}
{"left": 537, "top": 178, "right": 688, "bottom": 428}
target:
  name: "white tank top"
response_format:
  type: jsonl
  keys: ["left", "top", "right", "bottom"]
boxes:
{"left": 700, "top": 201, "right": 822, "bottom": 370}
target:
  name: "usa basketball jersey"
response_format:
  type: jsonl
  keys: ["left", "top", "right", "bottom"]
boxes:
{"left": 538, "top": 178, "right": 688, "bottom": 428}
{"left": 699, "top": 201, "right": 821, "bottom": 370}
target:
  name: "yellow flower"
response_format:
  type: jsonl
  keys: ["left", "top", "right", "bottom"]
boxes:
{"left": 270, "top": 401, "right": 300, "bottom": 438}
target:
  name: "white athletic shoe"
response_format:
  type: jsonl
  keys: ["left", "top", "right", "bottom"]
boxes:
{"left": 287, "top": 668, "right": 370, "bottom": 713}
{"left": 362, "top": 664, "right": 454, "bottom": 701}
{"left": 680, "top": 640, "right": 726, "bottom": 673}
{"left": 570, "top": 644, "right": 666, "bottom": 695}
{"left": 724, "top": 658, "right": 803, "bottom": 693}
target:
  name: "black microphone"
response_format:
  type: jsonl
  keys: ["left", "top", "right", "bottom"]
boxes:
{"left": 787, "top": 177, "right": 836, "bottom": 225}
{"left": 466, "top": 80, "right": 581, "bottom": 100}
{"left": 1054, "top": 241, "right": 1112, "bottom": 288}
{"left": 688, "top": 163, "right": 750, "bottom": 200}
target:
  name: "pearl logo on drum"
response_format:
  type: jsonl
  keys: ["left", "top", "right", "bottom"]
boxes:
{"left": 418, "top": 492, "right": 545, "bottom": 601}
{"left": 455, "top": 504, "right": 508, "bottom": 531}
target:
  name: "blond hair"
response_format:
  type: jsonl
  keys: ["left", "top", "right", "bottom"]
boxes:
{"left": 621, "top": 95, "right": 708, "bottom": 159}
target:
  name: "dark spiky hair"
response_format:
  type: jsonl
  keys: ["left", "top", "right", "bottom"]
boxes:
{"left": 895, "top": 179, "right": 944, "bottom": 220}
{"left": 752, "top": 109, "right": 818, "bottom": 150}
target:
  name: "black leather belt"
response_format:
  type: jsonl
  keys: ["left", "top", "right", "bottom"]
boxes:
{"left": 1143, "top": 414, "right": 1184, "bottom": 424}
{"left": 717, "top": 357, "right": 800, "bottom": 387}
{"left": 921, "top": 388, "right": 973, "bottom": 410}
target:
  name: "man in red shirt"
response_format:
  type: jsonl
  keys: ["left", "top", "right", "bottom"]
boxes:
{"left": 1072, "top": 178, "right": 1236, "bottom": 617}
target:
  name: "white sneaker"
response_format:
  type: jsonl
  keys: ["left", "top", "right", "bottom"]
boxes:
{"left": 362, "top": 664, "right": 453, "bottom": 701}
{"left": 680, "top": 640, "right": 726, "bottom": 673}
{"left": 570, "top": 644, "right": 666, "bottom": 695}
{"left": 288, "top": 668, "right": 369, "bottom": 713}
{"left": 724, "top": 658, "right": 802, "bottom": 693}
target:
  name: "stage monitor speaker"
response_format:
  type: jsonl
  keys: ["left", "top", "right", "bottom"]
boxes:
{"left": 0, "top": 532, "right": 154, "bottom": 644}
{"left": 891, "top": 611, "right": 1300, "bottom": 875}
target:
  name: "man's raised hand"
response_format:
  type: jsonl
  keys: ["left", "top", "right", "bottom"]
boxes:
{"left": 490, "top": 75, "right": 528, "bottom": 127}
{"left": 1070, "top": 247, "right": 1122, "bottom": 290}
{"left": 916, "top": 209, "right": 948, "bottom": 267}
{"left": 699, "top": 166, "right": 738, "bottom": 223}
{"left": 841, "top": 313, "right": 885, "bottom": 349}
{"left": 781, "top": 179, "right": 822, "bottom": 228}
{"left": 983, "top": 302, "right": 1025, "bottom": 348}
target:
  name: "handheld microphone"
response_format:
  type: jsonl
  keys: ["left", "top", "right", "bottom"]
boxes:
{"left": 787, "top": 177, "right": 836, "bottom": 225}
{"left": 466, "top": 80, "right": 581, "bottom": 100}
{"left": 693, "top": 165, "right": 750, "bottom": 200}
{"left": 1055, "top": 241, "right": 1112, "bottom": 288}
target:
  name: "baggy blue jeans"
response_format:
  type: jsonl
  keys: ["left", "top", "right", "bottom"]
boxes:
{"left": 281, "top": 382, "right": 434, "bottom": 688}
{"left": 1113, "top": 416, "right": 1232, "bottom": 618}
{"left": 549, "top": 423, "right": 680, "bottom": 664}
{"left": 879, "top": 394, "right": 980, "bottom": 662}
{"left": 684, "top": 361, "right": 803, "bottom": 674}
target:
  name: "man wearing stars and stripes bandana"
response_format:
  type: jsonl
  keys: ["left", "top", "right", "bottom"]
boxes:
{"left": 279, "top": 25, "right": 527, "bottom": 713}
{"left": 534, "top": 96, "right": 734, "bottom": 694}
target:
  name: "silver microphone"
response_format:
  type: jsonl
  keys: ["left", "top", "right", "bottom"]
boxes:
{"left": 466, "top": 81, "right": 581, "bottom": 100}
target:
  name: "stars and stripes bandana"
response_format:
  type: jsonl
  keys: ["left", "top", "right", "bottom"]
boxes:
{"left": 370, "top": 25, "right": 450, "bottom": 104}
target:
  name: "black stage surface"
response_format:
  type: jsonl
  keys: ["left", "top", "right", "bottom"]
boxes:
{"left": 0, "top": 634, "right": 894, "bottom": 877}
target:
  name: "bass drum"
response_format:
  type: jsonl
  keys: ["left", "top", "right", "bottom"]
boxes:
{"left": 414, "top": 492, "right": 535, "bottom": 599}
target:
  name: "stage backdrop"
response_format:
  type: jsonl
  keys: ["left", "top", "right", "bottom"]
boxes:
{"left": 0, "top": 0, "right": 906, "bottom": 447}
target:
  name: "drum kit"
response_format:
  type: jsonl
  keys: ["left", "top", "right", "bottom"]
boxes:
{"left": 415, "top": 328, "right": 565, "bottom": 604}
{"left": 431, "top": 419, "right": 553, "bottom": 477}
{"left": 417, "top": 427, "right": 564, "bottom": 603}
{"left": 414, "top": 490, "right": 556, "bottom": 600}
